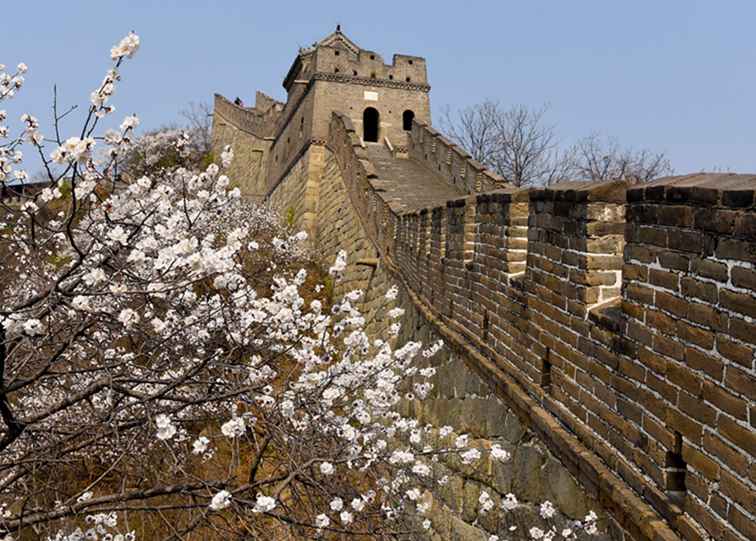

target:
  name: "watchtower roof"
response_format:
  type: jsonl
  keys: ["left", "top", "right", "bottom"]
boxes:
{"left": 283, "top": 27, "right": 361, "bottom": 90}
{"left": 282, "top": 26, "right": 428, "bottom": 91}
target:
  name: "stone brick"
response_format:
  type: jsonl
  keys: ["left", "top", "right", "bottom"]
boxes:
{"left": 724, "top": 364, "right": 756, "bottom": 400}
{"left": 649, "top": 268, "right": 679, "bottom": 292}
{"left": 656, "top": 205, "right": 694, "bottom": 227}
{"left": 720, "top": 288, "right": 756, "bottom": 318}
{"left": 729, "top": 317, "right": 756, "bottom": 345}
{"left": 722, "top": 189, "right": 754, "bottom": 208}
{"left": 653, "top": 334, "right": 685, "bottom": 361}
{"left": 717, "top": 238, "right": 756, "bottom": 263}
{"left": 655, "top": 291, "right": 688, "bottom": 319}
{"left": 719, "top": 416, "right": 756, "bottom": 456}
{"left": 669, "top": 230, "right": 705, "bottom": 253}
{"left": 684, "top": 347, "right": 724, "bottom": 381}
{"left": 685, "top": 495, "right": 725, "bottom": 539}
{"left": 647, "top": 371, "right": 677, "bottom": 403}
{"left": 677, "top": 389, "right": 717, "bottom": 426}
{"left": 716, "top": 335, "right": 753, "bottom": 368}
{"left": 625, "top": 243, "right": 657, "bottom": 264}
{"left": 675, "top": 514, "right": 708, "bottom": 541}
{"left": 687, "top": 302, "right": 727, "bottom": 331}
{"left": 665, "top": 407, "right": 703, "bottom": 443}
{"left": 680, "top": 277, "right": 718, "bottom": 304}
{"left": 728, "top": 502, "right": 756, "bottom": 540}
{"left": 676, "top": 321, "right": 715, "bottom": 350}
{"left": 658, "top": 251, "right": 690, "bottom": 272}
{"left": 731, "top": 265, "right": 756, "bottom": 292}
{"left": 681, "top": 442, "right": 720, "bottom": 481}
{"left": 638, "top": 226, "right": 668, "bottom": 247}
{"left": 692, "top": 258, "right": 728, "bottom": 282}
{"left": 734, "top": 212, "right": 756, "bottom": 241}
{"left": 626, "top": 283, "right": 655, "bottom": 305}
{"left": 703, "top": 432, "right": 749, "bottom": 474}
{"left": 646, "top": 309, "right": 676, "bottom": 334}
{"left": 694, "top": 207, "right": 737, "bottom": 235}
{"left": 667, "top": 361, "right": 703, "bottom": 395}
{"left": 720, "top": 468, "right": 755, "bottom": 514}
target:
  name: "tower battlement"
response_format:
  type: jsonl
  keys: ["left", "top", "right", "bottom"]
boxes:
{"left": 212, "top": 27, "right": 431, "bottom": 200}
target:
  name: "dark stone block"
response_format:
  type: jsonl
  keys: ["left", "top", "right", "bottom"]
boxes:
{"left": 627, "top": 188, "right": 644, "bottom": 203}
{"left": 645, "top": 185, "right": 666, "bottom": 201}
{"left": 722, "top": 190, "right": 754, "bottom": 208}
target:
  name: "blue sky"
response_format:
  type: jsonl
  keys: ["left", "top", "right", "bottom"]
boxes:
{"left": 3, "top": 0, "right": 755, "bottom": 173}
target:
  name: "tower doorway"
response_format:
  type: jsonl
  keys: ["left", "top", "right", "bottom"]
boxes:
{"left": 363, "top": 107, "right": 379, "bottom": 142}
{"left": 402, "top": 110, "right": 415, "bottom": 131}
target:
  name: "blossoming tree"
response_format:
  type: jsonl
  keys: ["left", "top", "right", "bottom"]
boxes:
{"left": 0, "top": 34, "right": 600, "bottom": 541}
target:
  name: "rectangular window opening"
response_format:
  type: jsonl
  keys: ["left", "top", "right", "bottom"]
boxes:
{"left": 541, "top": 347, "right": 552, "bottom": 391}
{"left": 665, "top": 431, "right": 687, "bottom": 504}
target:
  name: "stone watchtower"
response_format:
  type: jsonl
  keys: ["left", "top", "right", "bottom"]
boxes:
{"left": 211, "top": 27, "right": 432, "bottom": 205}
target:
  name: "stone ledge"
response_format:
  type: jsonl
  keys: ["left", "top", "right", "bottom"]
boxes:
{"left": 627, "top": 173, "right": 756, "bottom": 208}
{"left": 530, "top": 181, "right": 627, "bottom": 204}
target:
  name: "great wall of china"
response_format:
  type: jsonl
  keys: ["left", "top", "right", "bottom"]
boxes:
{"left": 212, "top": 28, "right": 755, "bottom": 541}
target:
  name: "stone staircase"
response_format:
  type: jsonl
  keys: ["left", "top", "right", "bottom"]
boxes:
{"left": 364, "top": 142, "right": 465, "bottom": 213}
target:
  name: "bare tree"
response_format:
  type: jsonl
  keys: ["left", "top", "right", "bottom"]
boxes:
{"left": 442, "top": 101, "right": 566, "bottom": 187}
{"left": 179, "top": 101, "right": 213, "bottom": 155}
{"left": 443, "top": 101, "right": 674, "bottom": 186}
{"left": 563, "top": 133, "right": 673, "bottom": 184}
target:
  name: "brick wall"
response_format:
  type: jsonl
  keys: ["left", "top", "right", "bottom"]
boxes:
{"left": 407, "top": 121, "right": 507, "bottom": 194}
{"left": 621, "top": 178, "right": 755, "bottom": 540}
{"left": 326, "top": 110, "right": 755, "bottom": 541}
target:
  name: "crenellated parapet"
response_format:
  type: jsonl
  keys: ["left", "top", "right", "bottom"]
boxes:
{"left": 212, "top": 93, "right": 282, "bottom": 138}
{"left": 325, "top": 113, "right": 755, "bottom": 541}
{"left": 408, "top": 121, "right": 508, "bottom": 194}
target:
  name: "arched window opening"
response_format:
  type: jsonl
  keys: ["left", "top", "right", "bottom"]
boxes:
{"left": 363, "top": 107, "right": 379, "bottom": 143}
{"left": 402, "top": 110, "right": 415, "bottom": 131}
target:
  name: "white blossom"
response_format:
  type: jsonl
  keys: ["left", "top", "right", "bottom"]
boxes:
{"left": 501, "top": 493, "right": 518, "bottom": 511}
{"left": 111, "top": 32, "right": 140, "bottom": 60}
{"left": 155, "top": 414, "right": 176, "bottom": 440}
{"left": 192, "top": 436, "right": 209, "bottom": 454}
{"left": 253, "top": 494, "right": 276, "bottom": 513}
{"left": 209, "top": 490, "right": 231, "bottom": 511}
{"left": 220, "top": 416, "right": 246, "bottom": 438}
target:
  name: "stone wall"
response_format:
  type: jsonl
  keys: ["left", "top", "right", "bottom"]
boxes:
{"left": 323, "top": 111, "right": 755, "bottom": 541}
{"left": 621, "top": 180, "right": 755, "bottom": 540}
{"left": 407, "top": 121, "right": 507, "bottom": 194}
{"left": 211, "top": 94, "right": 274, "bottom": 200}
{"left": 391, "top": 181, "right": 754, "bottom": 541}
